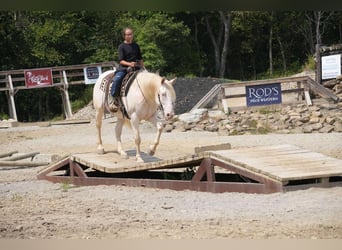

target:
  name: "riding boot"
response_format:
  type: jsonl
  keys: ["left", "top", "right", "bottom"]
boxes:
{"left": 108, "top": 96, "right": 118, "bottom": 113}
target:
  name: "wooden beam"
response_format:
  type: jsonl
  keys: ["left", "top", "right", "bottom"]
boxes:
{"left": 1, "top": 152, "right": 40, "bottom": 161}
{"left": 0, "top": 151, "right": 18, "bottom": 158}
{"left": 0, "top": 161, "right": 50, "bottom": 167}
{"left": 7, "top": 74, "right": 17, "bottom": 120}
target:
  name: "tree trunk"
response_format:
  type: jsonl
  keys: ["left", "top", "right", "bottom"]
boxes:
{"left": 269, "top": 23, "right": 273, "bottom": 76}
{"left": 206, "top": 11, "right": 232, "bottom": 78}
{"left": 269, "top": 11, "right": 274, "bottom": 76}
{"left": 193, "top": 16, "right": 203, "bottom": 77}
{"left": 277, "top": 36, "right": 287, "bottom": 73}
{"left": 314, "top": 11, "right": 322, "bottom": 45}
{"left": 205, "top": 15, "right": 220, "bottom": 76}
{"left": 218, "top": 11, "right": 232, "bottom": 78}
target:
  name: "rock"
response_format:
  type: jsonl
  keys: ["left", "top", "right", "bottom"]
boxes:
{"left": 303, "top": 126, "right": 313, "bottom": 133}
{"left": 326, "top": 117, "right": 336, "bottom": 125}
{"left": 311, "top": 111, "right": 323, "bottom": 117}
{"left": 163, "top": 124, "right": 174, "bottom": 132}
{"left": 205, "top": 124, "right": 219, "bottom": 132}
{"left": 334, "top": 121, "right": 342, "bottom": 132}
{"left": 208, "top": 110, "right": 227, "bottom": 121}
{"left": 311, "top": 123, "right": 323, "bottom": 130}
{"left": 178, "top": 109, "right": 208, "bottom": 124}
{"left": 299, "top": 116, "right": 310, "bottom": 123}
{"left": 319, "top": 124, "right": 334, "bottom": 133}
{"left": 309, "top": 117, "right": 321, "bottom": 124}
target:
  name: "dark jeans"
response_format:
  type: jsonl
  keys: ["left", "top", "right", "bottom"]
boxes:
{"left": 111, "top": 70, "right": 126, "bottom": 97}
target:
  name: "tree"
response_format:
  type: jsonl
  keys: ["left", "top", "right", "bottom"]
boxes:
{"left": 134, "top": 12, "right": 196, "bottom": 76}
{"left": 205, "top": 11, "right": 232, "bottom": 78}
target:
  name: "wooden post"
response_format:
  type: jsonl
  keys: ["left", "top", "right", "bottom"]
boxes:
{"left": 7, "top": 74, "right": 18, "bottom": 121}
{"left": 62, "top": 70, "right": 72, "bottom": 119}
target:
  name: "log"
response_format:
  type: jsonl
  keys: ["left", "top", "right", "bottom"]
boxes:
{"left": 1, "top": 152, "right": 40, "bottom": 161}
{"left": 0, "top": 150, "right": 18, "bottom": 158}
{"left": 0, "top": 161, "right": 50, "bottom": 167}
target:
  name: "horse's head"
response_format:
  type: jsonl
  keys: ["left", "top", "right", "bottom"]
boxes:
{"left": 158, "top": 77, "right": 177, "bottom": 120}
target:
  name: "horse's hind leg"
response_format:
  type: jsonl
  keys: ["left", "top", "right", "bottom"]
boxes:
{"left": 95, "top": 108, "right": 105, "bottom": 154}
{"left": 115, "top": 118, "right": 128, "bottom": 159}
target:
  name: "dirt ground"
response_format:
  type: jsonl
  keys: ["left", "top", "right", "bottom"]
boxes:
{"left": 0, "top": 116, "right": 342, "bottom": 239}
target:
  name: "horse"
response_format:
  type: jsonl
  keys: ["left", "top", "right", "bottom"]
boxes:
{"left": 93, "top": 69, "right": 177, "bottom": 162}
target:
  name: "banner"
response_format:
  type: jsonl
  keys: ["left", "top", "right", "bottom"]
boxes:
{"left": 322, "top": 54, "right": 341, "bottom": 80}
{"left": 84, "top": 66, "right": 102, "bottom": 84}
{"left": 246, "top": 83, "right": 282, "bottom": 107}
{"left": 24, "top": 68, "right": 53, "bottom": 88}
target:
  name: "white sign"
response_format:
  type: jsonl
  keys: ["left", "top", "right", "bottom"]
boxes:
{"left": 321, "top": 54, "right": 341, "bottom": 80}
{"left": 83, "top": 66, "right": 102, "bottom": 84}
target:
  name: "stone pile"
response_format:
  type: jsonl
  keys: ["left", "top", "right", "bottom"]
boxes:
{"left": 323, "top": 74, "right": 342, "bottom": 95}
{"left": 165, "top": 100, "right": 342, "bottom": 135}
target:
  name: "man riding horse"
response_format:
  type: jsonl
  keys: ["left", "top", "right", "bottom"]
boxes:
{"left": 110, "top": 27, "right": 145, "bottom": 112}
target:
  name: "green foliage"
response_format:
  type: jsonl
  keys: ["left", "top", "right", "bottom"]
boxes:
{"left": 70, "top": 85, "right": 93, "bottom": 112}
{"left": 1, "top": 11, "right": 342, "bottom": 122}
{"left": 0, "top": 112, "right": 9, "bottom": 120}
{"left": 302, "top": 56, "right": 316, "bottom": 71}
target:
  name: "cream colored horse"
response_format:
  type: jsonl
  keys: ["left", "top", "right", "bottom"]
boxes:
{"left": 93, "top": 69, "right": 176, "bottom": 162}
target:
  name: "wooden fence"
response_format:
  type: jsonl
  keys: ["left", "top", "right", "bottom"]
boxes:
{"left": 220, "top": 76, "right": 339, "bottom": 112}
{"left": 0, "top": 61, "right": 117, "bottom": 120}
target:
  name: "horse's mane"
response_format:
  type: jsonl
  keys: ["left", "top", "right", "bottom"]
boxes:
{"left": 136, "top": 71, "right": 176, "bottom": 101}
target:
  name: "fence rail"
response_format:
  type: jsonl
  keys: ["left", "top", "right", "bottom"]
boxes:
{"left": 0, "top": 61, "right": 117, "bottom": 120}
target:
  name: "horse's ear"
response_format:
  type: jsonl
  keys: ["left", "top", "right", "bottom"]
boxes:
{"left": 169, "top": 77, "right": 177, "bottom": 85}
{"left": 161, "top": 77, "right": 166, "bottom": 84}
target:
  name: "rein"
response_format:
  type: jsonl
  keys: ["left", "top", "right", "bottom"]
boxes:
{"left": 136, "top": 76, "right": 166, "bottom": 119}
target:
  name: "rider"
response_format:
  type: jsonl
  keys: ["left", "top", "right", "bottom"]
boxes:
{"left": 110, "top": 27, "right": 144, "bottom": 109}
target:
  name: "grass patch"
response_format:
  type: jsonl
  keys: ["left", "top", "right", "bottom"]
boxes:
{"left": 11, "top": 193, "right": 23, "bottom": 202}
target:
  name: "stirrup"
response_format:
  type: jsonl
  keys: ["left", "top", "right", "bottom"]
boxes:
{"left": 108, "top": 96, "right": 119, "bottom": 113}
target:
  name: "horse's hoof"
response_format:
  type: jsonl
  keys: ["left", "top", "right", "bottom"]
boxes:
{"left": 119, "top": 151, "right": 128, "bottom": 159}
{"left": 121, "top": 154, "right": 129, "bottom": 159}
{"left": 136, "top": 156, "right": 144, "bottom": 163}
{"left": 97, "top": 148, "right": 105, "bottom": 154}
{"left": 148, "top": 146, "right": 155, "bottom": 156}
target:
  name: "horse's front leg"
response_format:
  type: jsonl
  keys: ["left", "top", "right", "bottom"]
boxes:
{"left": 95, "top": 108, "right": 105, "bottom": 154}
{"left": 148, "top": 116, "right": 163, "bottom": 156}
{"left": 130, "top": 115, "right": 143, "bottom": 162}
{"left": 115, "top": 118, "right": 128, "bottom": 158}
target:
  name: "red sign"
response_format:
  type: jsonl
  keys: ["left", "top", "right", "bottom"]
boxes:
{"left": 24, "top": 68, "right": 53, "bottom": 88}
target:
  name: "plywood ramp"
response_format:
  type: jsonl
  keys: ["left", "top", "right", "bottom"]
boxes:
{"left": 38, "top": 144, "right": 342, "bottom": 193}
{"left": 208, "top": 144, "right": 342, "bottom": 184}
{"left": 71, "top": 150, "right": 206, "bottom": 174}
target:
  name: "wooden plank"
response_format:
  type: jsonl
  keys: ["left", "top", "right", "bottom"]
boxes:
{"left": 72, "top": 152, "right": 207, "bottom": 174}
{"left": 190, "top": 84, "right": 221, "bottom": 112}
{"left": 209, "top": 145, "right": 342, "bottom": 182}
{"left": 194, "top": 143, "right": 231, "bottom": 153}
{"left": 221, "top": 76, "right": 308, "bottom": 88}
{"left": 50, "top": 119, "right": 91, "bottom": 125}
{"left": 0, "top": 161, "right": 49, "bottom": 167}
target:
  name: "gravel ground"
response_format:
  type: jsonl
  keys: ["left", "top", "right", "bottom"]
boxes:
{"left": 0, "top": 117, "right": 342, "bottom": 239}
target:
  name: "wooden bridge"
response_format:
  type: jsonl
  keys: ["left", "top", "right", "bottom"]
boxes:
{"left": 37, "top": 144, "right": 342, "bottom": 194}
